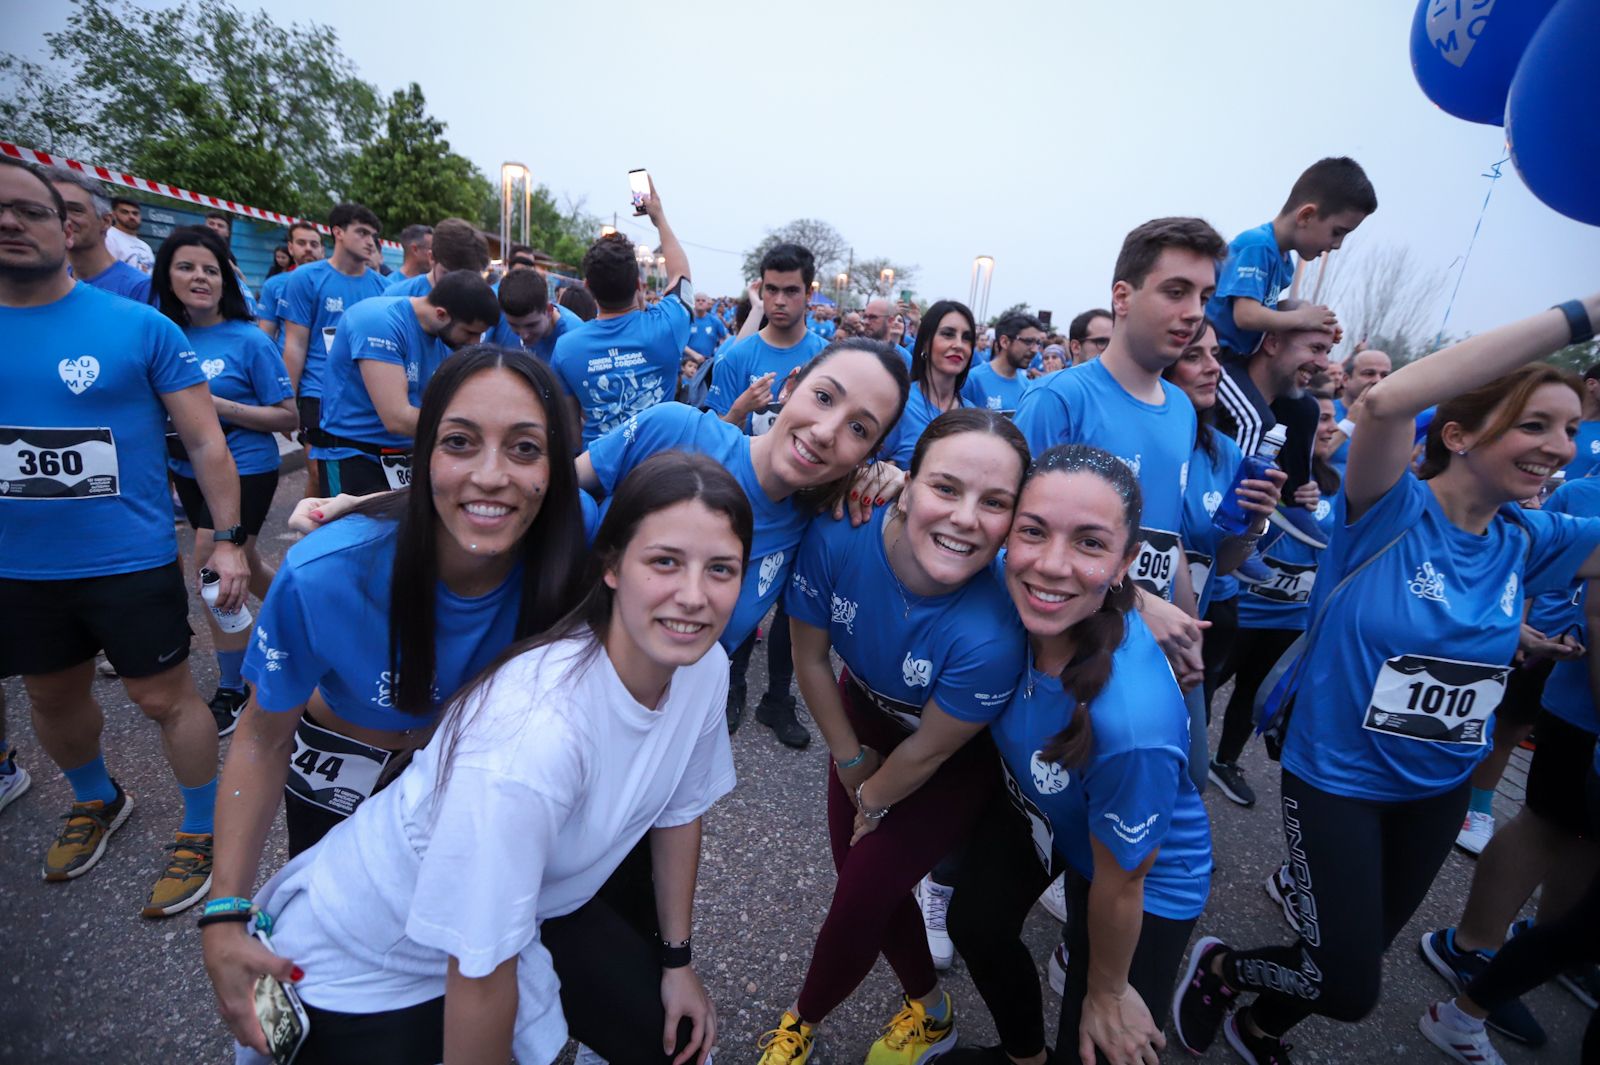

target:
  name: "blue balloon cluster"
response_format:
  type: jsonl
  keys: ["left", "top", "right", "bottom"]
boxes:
{"left": 1411, "top": 0, "right": 1599, "bottom": 226}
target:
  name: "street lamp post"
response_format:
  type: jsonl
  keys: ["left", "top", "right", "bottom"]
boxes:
{"left": 969, "top": 256, "right": 995, "bottom": 324}
{"left": 499, "top": 162, "right": 530, "bottom": 261}
{"left": 879, "top": 267, "right": 894, "bottom": 295}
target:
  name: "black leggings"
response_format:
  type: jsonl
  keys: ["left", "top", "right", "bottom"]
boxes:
{"left": 948, "top": 796, "right": 1195, "bottom": 1062}
{"left": 297, "top": 997, "right": 445, "bottom": 1065}
{"left": 1464, "top": 769, "right": 1600, "bottom": 1060}
{"left": 1200, "top": 595, "right": 1239, "bottom": 719}
{"left": 728, "top": 601, "right": 795, "bottom": 701}
{"left": 1212, "top": 626, "right": 1300, "bottom": 765}
{"left": 1270, "top": 392, "right": 1319, "bottom": 498}
{"left": 1221, "top": 769, "right": 1468, "bottom": 1035}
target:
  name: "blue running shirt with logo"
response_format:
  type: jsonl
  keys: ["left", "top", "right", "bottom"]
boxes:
{"left": 552, "top": 283, "right": 692, "bottom": 448}
{"left": 485, "top": 303, "right": 583, "bottom": 363}
{"left": 989, "top": 613, "right": 1212, "bottom": 920}
{"left": 1014, "top": 359, "right": 1196, "bottom": 603}
{"left": 586, "top": 403, "right": 809, "bottom": 652}
{"left": 280, "top": 260, "right": 390, "bottom": 400}
{"left": 1283, "top": 473, "right": 1600, "bottom": 801}
{"left": 1180, "top": 434, "right": 1245, "bottom": 615}
{"left": 1205, "top": 221, "right": 1294, "bottom": 356}
{"left": 244, "top": 514, "right": 522, "bottom": 732}
{"left": 314, "top": 296, "right": 452, "bottom": 460}
{"left": 384, "top": 272, "right": 431, "bottom": 297}
{"left": 706, "top": 331, "right": 830, "bottom": 434}
{"left": 1238, "top": 496, "right": 1338, "bottom": 631}
{"left": 0, "top": 283, "right": 205, "bottom": 578}
{"left": 169, "top": 319, "right": 293, "bottom": 479}
{"left": 960, "top": 359, "right": 1028, "bottom": 417}
{"left": 1533, "top": 477, "right": 1600, "bottom": 734}
{"left": 686, "top": 313, "right": 728, "bottom": 358}
{"left": 784, "top": 505, "right": 1024, "bottom": 729}
{"left": 257, "top": 272, "right": 291, "bottom": 350}
{"left": 1567, "top": 421, "right": 1600, "bottom": 479}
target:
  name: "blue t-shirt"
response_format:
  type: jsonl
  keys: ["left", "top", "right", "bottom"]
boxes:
{"left": 0, "top": 283, "right": 204, "bottom": 579}
{"left": 244, "top": 514, "right": 522, "bottom": 732}
{"left": 990, "top": 614, "right": 1212, "bottom": 920}
{"left": 686, "top": 313, "right": 729, "bottom": 358}
{"left": 878, "top": 388, "right": 960, "bottom": 468}
{"left": 169, "top": 319, "right": 293, "bottom": 479}
{"left": 785, "top": 505, "right": 1025, "bottom": 728}
{"left": 552, "top": 285, "right": 693, "bottom": 448}
{"left": 1014, "top": 359, "right": 1197, "bottom": 602}
{"left": 705, "top": 330, "right": 830, "bottom": 434}
{"left": 280, "top": 260, "right": 390, "bottom": 399}
{"left": 258, "top": 273, "right": 291, "bottom": 349}
{"left": 1567, "top": 421, "right": 1600, "bottom": 480}
{"left": 314, "top": 296, "right": 451, "bottom": 460}
{"left": 84, "top": 259, "right": 153, "bottom": 305}
{"left": 811, "top": 319, "right": 837, "bottom": 341}
{"left": 384, "top": 271, "right": 432, "bottom": 297}
{"left": 586, "top": 403, "right": 809, "bottom": 652}
{"left": 1283, "top": 473, "right": 1600, "bottom": 801}
{"left": 960, "top": 359, "right": 1028, "bottom": 416}
{"left": 1180, "top": 433, "right": 1245, "bottom": 615}
{"left": 1526, "top": 478, "right": 1600, "bottom": 635}
{"left": 485, "top": 303, "right": 583, "bottom": 364}
{"left": 1238, "top": 496, "right": 1338, "bottom": 631}
{"left": 1206, "top": 222, "right": 1294, "bottom": 356}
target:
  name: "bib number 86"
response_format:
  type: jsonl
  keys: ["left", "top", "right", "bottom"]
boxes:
{"left": 17, "top": 448, "right": 84, "bottom": 477}
{"left": 1406, "top": 681, "right": 1477, "bottom": 719}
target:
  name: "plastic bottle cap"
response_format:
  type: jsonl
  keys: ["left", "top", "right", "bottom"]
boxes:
{"left": 199, "top": 568, "right": 219, "bottom": 585}
{"left": 1263, "top": 425, "right": 1288, "bottom": 446}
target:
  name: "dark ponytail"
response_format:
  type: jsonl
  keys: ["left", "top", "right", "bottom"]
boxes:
{"left": 1024, "top": 444, "right": 1143, "bottom": 769}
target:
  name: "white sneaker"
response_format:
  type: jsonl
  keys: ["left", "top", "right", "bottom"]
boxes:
{"left": 1047, "top": 942, "right": 1069, "bottom": 996}
{"left": 574, "top": 1044, "right": 608, "bottom": 1065}
{"left": 0, "top": 757, "right": 30, "bottom": 816}
{"left": 916, "top": 875, "right": 954, "bottom": 971}
{"left": 1456, "top": 811, "right": 1494, "bottom": 856}
{"left": 1038, "top": 873, "right": 1068, "bottom": 924}
{"left": 1419, "top": 1000, "right": 1506, "bottom": 1065}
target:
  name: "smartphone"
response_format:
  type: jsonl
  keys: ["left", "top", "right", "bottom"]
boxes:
{"left": 628, "top": 169, "right": 651, "bottom": 216}
{"left": 1038, "top": 310, "right": 1054, "bottom": 328}
{"left": 898, "top": 289, "right": 913, "bottom": 304}
{"left": 252, "top": 928, "right": 309, "bottom": 1065}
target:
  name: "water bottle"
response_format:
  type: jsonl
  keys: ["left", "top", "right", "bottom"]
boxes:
{"left": 1539, "top": 469, "right": 1566, "bottom": 505}
{"left": 200, "top": 568, "right": 253, "bottom": 634}
{"left": 1213, "top": 424, "right": 1287, "bottom": 537}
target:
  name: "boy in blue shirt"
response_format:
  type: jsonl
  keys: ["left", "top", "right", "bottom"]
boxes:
{"left": 1207, "top": 157, "right": 1376, "bottom": 545}
{"left": 551, "top": 177, "right": 693, "bottom": 449}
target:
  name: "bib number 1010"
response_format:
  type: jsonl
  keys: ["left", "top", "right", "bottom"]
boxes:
{"left": 1405, "top": 681, "right": 1476, "bottom": 719}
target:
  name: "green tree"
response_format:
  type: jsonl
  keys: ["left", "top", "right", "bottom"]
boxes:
{"left": 742, "top": 218, "right": 853, "bottom": 282}
{"left": 840, "top": 256, "right": 918, "bottom": 305}
{"left": 1547, "top": 339, "right": 1600, "bottom": 375}
{"left": 1, "top": 0, "right": 380, "bottom": 215}
{"left": 347, "top": 84, "right": 494, "bottom": 238}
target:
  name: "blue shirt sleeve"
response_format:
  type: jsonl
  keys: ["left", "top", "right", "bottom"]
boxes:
{"left": 242, "top": 561, "right": 326, "bottom": 711}
{"left": 282, "top": 269, "right": 313, "bottom": 328}
{"left": 1012, "top": 381, "right": 1071, "bottom": 457}
{"left": 1084, "top": 747, "right": 1182, "bottom": 871}
{"left": 148, "top": 314, "right": 206, "bottom": 394}
{"left": 1517, "top": 508, "right": 1600, "bottom": 597}
{"left": 784, "top": 519, "right": 835, "bottom": 631}
{"left": 1214, "top": 236, "right": 1279, "bottom": 305}
{"left": 247, "top": 331, "right": 295, "bottom": 405}
{"left": 350, "top": 310, "right": 406, "bottom": 367}
{"left": 585, "top": 403, "right": 697, "bottom": 494}
{"left": 705, "top": 347, "right": 744, "bottom": 416}
{"left": 930, "top": 619, "right": 1023, "bottom": 723}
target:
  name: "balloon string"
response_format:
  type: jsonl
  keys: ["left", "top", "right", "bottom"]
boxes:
{"left": 1434, "top": 155, "right": 1509, "bottom": 350}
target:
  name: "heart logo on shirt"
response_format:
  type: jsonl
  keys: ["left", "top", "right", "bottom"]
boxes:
{"left": 0, "top": 481, "right": 11, "bottom": 495}
{"left": 201, "top": 358, "right": 225, "bottom": 379}
{"left": 1203, "top": 490, "right": 1223, "bottom": 516}
{"left": 58, "top": 356, "right": 101, "bottom": 395}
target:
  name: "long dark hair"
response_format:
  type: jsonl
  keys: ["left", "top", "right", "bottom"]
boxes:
{"left": 787, "top": 337, "right": 912, "bottom": 515}
{"left": 1023, "top": 445, "right": 1144, "bottom": 769}
{"left": 152, "top": 225, "right": 252, "bottom": 326}
{"left": 1162, "top": 316, "right": 1222, "bottom": 460}
{"left": 433, "top": 449, "right": 754, "bottom": 788}
{"left": 908, "top": 300, "right": 978, "bottom": 400}
{"left": 350, "top": 345, "right": 589, "bottom": 717}
{"left": 266, "top": 246, "right": 292, "bottom": 278}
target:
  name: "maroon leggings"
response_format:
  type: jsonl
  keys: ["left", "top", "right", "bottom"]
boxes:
{"left": 794, "top": 673, "right": 998, "bottom": 1023}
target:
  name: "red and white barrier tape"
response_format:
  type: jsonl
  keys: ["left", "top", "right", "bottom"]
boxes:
{"left": 2, "top": 139, "right": 402, "bottom": 248}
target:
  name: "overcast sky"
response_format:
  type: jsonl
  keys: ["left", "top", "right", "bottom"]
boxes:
{"left": 11, "top": 0, "right": 1599, "bottom": 337}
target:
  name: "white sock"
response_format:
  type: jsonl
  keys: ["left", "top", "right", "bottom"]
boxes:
{"left": 1438, "top": 998, "right": 1486, "bottom": 1033}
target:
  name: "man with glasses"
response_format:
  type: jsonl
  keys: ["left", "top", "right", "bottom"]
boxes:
{"left": 1067, "top": 307, "right": 1113, "bottom": 365}
{"left": 0, "top": 155, "right": 250, "bottom": 917}
{"left": 48, "top": 169, "right": 152, "bottom": 305}
{"left": 962, "top": 310, "right": 1044, "bottom": 415}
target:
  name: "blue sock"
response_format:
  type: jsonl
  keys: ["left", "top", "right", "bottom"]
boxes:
{"left": 179, "top": 776, "right": 218, "bottom": 835}
{"left": 0, "top": 741, "right": 14, "bottom": 775}
{"left": 1469, "top": 787, "right": 1494, "bottom": 815}
{"left": 922, "top": 991, "right": 951, "bottom": 1024}
{"left": 63, "top": 752, "right": 117, "bottom": 805}
{"left": 216, "top": 649, "right": 246, "bottom": 692}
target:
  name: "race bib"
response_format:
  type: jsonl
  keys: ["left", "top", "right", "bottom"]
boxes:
{"left": 1000, "top": 760, "right": 1056, "bottom": 874}
{"left": 1361, "top": 655, "right": 1508, "bottom": 747}
{"left": 380, "top": 452, "right": 413, "bottom": 490}
{"left": 1185, "top": 550, "right": 1214, "bottom": 599}
{"left": 1131, "top": 528, "right": 1183, "bottom": 599}
{"left": 0, "top": 427, "right": 119, "bottom": 499}
{"left": 1250, "top": 558, "right": 1317, "bottom": 605}
{"left": 749, "top": 403, "right": 782, "bottom": 437}
{"left": 285, "top": 717, "right": 391, "bottom": 816}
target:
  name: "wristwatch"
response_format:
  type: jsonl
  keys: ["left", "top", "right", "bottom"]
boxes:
{"left": 213, "top": 525, "right": 247, "bottom": 546}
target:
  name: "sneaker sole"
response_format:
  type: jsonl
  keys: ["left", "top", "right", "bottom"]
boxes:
{"left": 215, "top": 713, "right": 239, "bottom": 738}
{"left": 1418, "top": 931, "right": 1467, "bottom": 993}
{"left": 1207, "top": 767, "right": 1256, "bottom": 807}
{"left": 1418, "top": 1009, "right": 1503, "bottom": 1065}
{"left": 1047, "top": 952, "right": 1066, "bottom": 997}
{"left": 1038, "top": 890, "right": 1068, "bottom": 925}
{"left": 1454, "top": 828, "right": 1490, "bottom": 856}
{"left": 1263, "top": 873, "right": 1300, "bottom": 934}
{"left": 0, "top": 768, "right": 31, "bottom": 816}
{"left": 1222, "top": 1013, "right": 1267, "bottom": 1065}
{"left": 910, "top": 1024, "right": 958, "bottom": 1065}
{"left": 1268, "top": 509, "right": 1328, "bottom": 549}
{"left": 43, "top": 790, "right": 135, "bottom": 882}
{"left": 1171, "top": 934, "right": 1226, "bottom": 1055}
{"left": 142, "top": 869, "right": 213, "bottom": 918}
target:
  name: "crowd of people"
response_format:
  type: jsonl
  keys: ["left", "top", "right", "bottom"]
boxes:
{"left": 2, "top": 150, "right": 1598, "bottom": 1065}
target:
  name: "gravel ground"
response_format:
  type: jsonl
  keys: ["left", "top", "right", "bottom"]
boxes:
{"left": 0, "top": 465, "right": 1588, "bottom": 1063}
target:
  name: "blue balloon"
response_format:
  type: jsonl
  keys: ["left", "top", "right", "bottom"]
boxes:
{"left": 1410, "top": 0, "right": 1556, "bottom": 126}
{"left": 1507, "top": 0, "right": 1600, "bottom": 225}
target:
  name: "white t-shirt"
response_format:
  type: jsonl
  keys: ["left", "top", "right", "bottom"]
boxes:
{"left": 251, "top": 636, "right": 735, "bottom": 1065}
{"left": 105, "top": 226, "right": 155, "bottom": 273}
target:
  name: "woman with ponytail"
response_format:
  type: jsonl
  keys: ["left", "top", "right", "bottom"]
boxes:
{"left": 943, "top": 444, "right": 1211, "bottom": 1065}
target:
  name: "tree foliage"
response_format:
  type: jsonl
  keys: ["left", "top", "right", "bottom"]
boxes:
{"left": 347, "top": 84, "right": 493, "bottom": 239}
{"left": 1547, "top": 339, "right": 1600, "bottom": 375}
{"left": 2, "top": 0, "right": 381, "bottom": 216}
{"left": 1315, "top": 243, "right": 1448, "bottom": 367}
{"left": 742, "top": 219, "right": 915, "bottom": 306}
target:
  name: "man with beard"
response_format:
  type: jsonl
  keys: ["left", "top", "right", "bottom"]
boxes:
{"left": 961, "top": 310, "right": 1044, "bottom": 415}
{"left": 258, "top": 221, "right": 326, "bottom": 346}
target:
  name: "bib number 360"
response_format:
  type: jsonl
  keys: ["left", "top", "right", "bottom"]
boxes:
{"left": 0, "top": 426, "right": 120, "bottom": 498}
{"left": 1362, "top": 654, "right": 1508, "bottom": 747}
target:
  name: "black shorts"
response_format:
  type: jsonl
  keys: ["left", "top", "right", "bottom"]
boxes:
{"left": 296, "top": 395, "right": 323, "bottom": 449}
{"left": 1497, "top": 657, "right": 1554, "bottom": 726}
{"left": 1524, "top": 709, "right": 1598, "bottom": 837}
{"left": 0, "top": 562, "right": 191, "bottom": 679}
{"left": 319, "top": 455, "right": 391, "bottom": 497}
{"left": 172, "top": 470, "right": 279, "bottom": 536}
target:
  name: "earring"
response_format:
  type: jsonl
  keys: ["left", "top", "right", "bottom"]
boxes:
{"left": 1456, "top": 449, "right": 1468, "bottom": 456}
{"left": 1110, "top": 580, "right": 1124, "bottom": 593}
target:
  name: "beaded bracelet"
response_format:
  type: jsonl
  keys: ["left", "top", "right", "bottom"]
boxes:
{"left": 835, "top": 746, "right": 869, "bottom": 771}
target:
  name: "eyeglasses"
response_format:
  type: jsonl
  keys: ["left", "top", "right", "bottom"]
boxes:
{"left": 0, "top": 199, "right": 61, "bottom": 223}
{"left": 1080, "top": 336, "right": 1111, "bottom": 351}
{"left": 1010, "top": 336, "right": 1045, "bottom": 348}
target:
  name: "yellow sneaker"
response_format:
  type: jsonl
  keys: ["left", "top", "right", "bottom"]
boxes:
{"left": 141, "top": 832, "right": 213, "bottom": 918}
{"left": 864, "top": 994, "right": 956, "bottom": 1065}
{"left": 42, "top": 782, "right": 133, "bottom": 881}
{"left": 756, "top": 1010, "right": 816, "bottom": 1065}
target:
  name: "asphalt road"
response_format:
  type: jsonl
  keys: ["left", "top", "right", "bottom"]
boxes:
{"left": 0, "top": 465, "right": 1589, "bottom": 1064}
